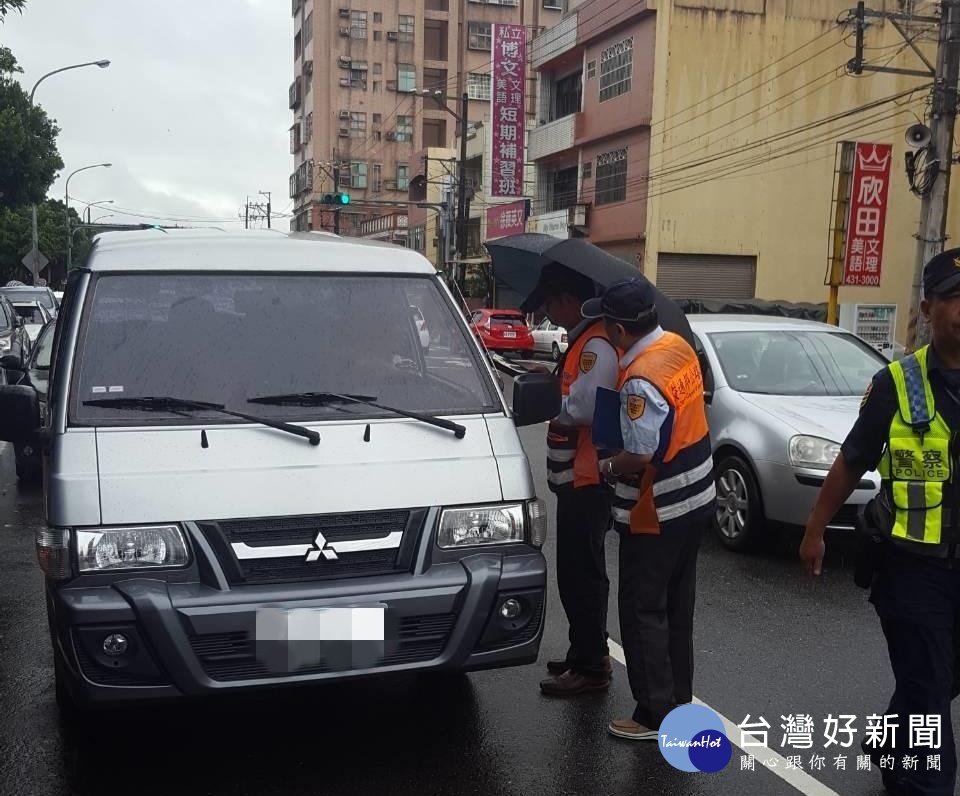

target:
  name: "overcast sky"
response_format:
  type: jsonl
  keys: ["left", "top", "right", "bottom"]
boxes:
{"left": 5, "top": 0, "right": 292, "bottom": 228}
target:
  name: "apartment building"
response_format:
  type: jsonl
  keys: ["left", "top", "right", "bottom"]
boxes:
{"left": 289, "top": 0, "right": 564, "bottom": 235}
{"left": 528, "top": 0, "right": 960, "bottom": 342}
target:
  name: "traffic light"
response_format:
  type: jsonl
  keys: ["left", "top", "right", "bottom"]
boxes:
{"left": 321, "top": 192, "right": 351, "bottom": 205}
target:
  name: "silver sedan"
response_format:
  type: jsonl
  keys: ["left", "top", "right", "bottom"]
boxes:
{"left": 689, "top": 315, "right": 888, "bottom": 551}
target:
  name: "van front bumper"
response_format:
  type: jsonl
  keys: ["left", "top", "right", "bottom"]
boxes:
{"left": 49, "top": 551, "right": 546, "bottom": 708}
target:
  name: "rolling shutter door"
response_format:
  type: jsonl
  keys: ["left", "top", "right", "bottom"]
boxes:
{"left": 655, "top": 253, "right": 757, "bottom": 300}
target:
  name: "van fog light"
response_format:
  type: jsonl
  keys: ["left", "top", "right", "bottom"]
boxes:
{"left": 102, "top": 633, "right": 129, "bottom": 657}
{"left": 500, "top": 599, "right": 522, "bottom": 620}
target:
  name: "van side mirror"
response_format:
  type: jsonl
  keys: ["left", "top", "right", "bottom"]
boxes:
{"left": 0, "top": 385, "right": 41, "bottom": 443}
{"left": 512, "top": 372, "right": 561, "bottom": 427}
{"left": 0, "top": 353, "right": 24, "bottom": 371}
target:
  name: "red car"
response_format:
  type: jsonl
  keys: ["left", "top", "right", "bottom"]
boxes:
{"left": 469, "top": 309, "right": 535, "bottom": 357}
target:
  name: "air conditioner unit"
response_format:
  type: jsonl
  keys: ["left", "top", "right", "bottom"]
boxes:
{"left": 338, "top": 8, "right": 350, "bottom": 18}
{"left": 303, "top": 60, "right": 313, "bottom": 76}
{"left": 387, "top": 31, "right": 399, "bottom": 41}
{"left": 386, "top": 80, "right": 397, "bottom": 91}
{"left": 339, "top": 127, "right": 351, "bottom": 138}
{"left": 339, "top": 27, "right": 351, "bottom": 36}
{"left": 338, "top": 55, "right": 352, "bottom": 67}
{"left": 339, "top": 78, "right": 351, "bottom": 87}
{"left": 339, "top": 109, "right": 352, "bottom": 119}
{"left": 385, "top": 131, "right": 397, "bottom": 141}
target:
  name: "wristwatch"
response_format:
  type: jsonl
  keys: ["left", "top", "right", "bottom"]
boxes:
{"left": 604, "top": 460, "right": 616, "bottom": 477}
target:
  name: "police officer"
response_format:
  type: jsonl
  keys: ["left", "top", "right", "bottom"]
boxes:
{"left": 581, "top": 279, "right": 715, "bottom": 740}
{"left": 801, "top": 248, "right": 960, "bottom": 795}
{"left": 522, "top": 263, "right": 620, "bottom": 697}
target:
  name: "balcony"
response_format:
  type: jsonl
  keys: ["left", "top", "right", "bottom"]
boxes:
{"left": 528, "top": 114, "right": 577, "bottom": 162}
{"left": 531, "top": 13, "right": 577, "bottom": 70}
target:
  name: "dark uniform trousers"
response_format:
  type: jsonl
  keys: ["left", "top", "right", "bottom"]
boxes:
{"left": 618, "top": 509, "right": 709, "bottom": 730}
{"left": 555, "top": 485, "right": 611, "bottom": 676}
{"left": 869, "top": 544, "right": 960, "bottom": 796}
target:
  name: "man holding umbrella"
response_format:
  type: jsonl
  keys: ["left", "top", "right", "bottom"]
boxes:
{"left": 522, "top": 263, "right": 621, "bottom": 696}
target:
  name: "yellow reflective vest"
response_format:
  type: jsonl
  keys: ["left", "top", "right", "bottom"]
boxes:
{"left": 877, "top": 346, "right": 953, "bottom": 546}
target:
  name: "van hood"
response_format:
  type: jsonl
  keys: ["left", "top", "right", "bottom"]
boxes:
{"left": 94, "top": 416, "right": 504, "bottom": 525}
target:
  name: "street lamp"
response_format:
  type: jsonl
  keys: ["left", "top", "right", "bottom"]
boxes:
{"left": 84, "top": 199, "right": 114, "bottom": 223}
{"left": 65, "top": 163, "right": 112, "bottom": 270}
{"left": 27, "top": 59, "right": 111, "bottom": 283}
{"left": 92, "top": 213, "right": 114, "bottom": 225}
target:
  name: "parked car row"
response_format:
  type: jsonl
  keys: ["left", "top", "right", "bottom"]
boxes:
{"left": 467, "top": 309, "right": 569, "bottom": 362}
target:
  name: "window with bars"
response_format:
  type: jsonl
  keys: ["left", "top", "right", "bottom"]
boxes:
{"left": 350, "top": 10, "right": 367, "bottom": 38}
{"left": 550, "top": 166, "right": 579, "bottom": 212}
{"left": 304, "top": 12, "right": 313, "bottom": 44}
{"left": 395, "top": 115, "right": 414, "bottom": 142}
{"left": 466, "top": 73, "right": 491, "bottom": 101}
{"left": 305, "top": 112, "right": 314, "bottom": 142}
{"left": 554, "top": 71, "right": 582, "bottom": 119}
{"left": 468, "top": 22, "right": 491, "bottom": 51}
{"left": 581, "top": 160, "right": 591, "bottom": 178}
{"left": 595, "top": 148, "right": 628, "bottom": 205}
{"left": 399, "top": 15, "right": 415, "bottom": 42}
{"left": 397, "top": 64, "right": 416, "bottom": 93}
{"left": 350, "top": 161, "right": 368, "bottom": 189}
{"left": 599, "top": 37, "right": 633, "bottom": 102}
{"left": 350, "top": 68, "right": 367, "bottom": 87}
{"left": 373, "top": 62, "right": 383, "bottom": 75}
{"left": 397, "top": 163, "right": 410, "bottom": 191}
{"left": 351, "top": 112, "right": 367, "bottom": 137}
{"left": 373, "top": 11, "right": 383, "bottom": 22}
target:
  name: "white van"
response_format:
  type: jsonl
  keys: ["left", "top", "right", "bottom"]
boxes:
{"left": 0, "top": 229, "right": 559, "bottom": 714}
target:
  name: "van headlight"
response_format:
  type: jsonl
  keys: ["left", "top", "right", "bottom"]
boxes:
{"left": 789, "top": 435, "right": 841, "bottom": 470}
{"left": 76, "top": 525, "right": 190, "bottom": 572}
{"left": 438, "top": 501, "right": 545, "bottom": 549}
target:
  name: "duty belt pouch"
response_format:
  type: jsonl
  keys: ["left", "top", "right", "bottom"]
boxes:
{"left": 853, "top": 501, "right": 886, "bottom": 589}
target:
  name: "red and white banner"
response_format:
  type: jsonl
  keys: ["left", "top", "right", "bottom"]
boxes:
{"left": 486, "top": 200, "right": 527, "bottom": 240}
{"left": 491, "top": 24, "right": 526, "bottom": 198}
{"left": 842, "top": 142, "right": 893, "bottom": 288}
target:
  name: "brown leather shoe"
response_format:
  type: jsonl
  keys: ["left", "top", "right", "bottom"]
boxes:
{"left": 539, "top": 669, "right": 611, "bottom": 696}
{"left": 546, "top": 655, "right": 613, "bottom": 676}
{"left": 608, "top": 718, "right": 659, "bottom": 741}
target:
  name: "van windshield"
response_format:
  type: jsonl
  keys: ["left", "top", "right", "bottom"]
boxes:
{"left": 72, "top": 273, "right": 499, "bottom": 424}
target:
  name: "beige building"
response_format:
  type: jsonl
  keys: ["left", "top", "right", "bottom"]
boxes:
{"left": 528, "top": 0, "right": 958, "bottom": 343}
{"left": 289, "top": 0, "right": 564, "bottom": 236}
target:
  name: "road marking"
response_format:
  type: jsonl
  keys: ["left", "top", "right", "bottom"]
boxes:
{"left": 607, "top": 640, "right": 840, "bottom": 796}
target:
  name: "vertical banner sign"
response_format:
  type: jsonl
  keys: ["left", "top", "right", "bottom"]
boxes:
{"left": 842, "top": 142, "right": 893, "bottom": 287}
{"left": 491, "top": 24, "right": 526, "bottom": 198}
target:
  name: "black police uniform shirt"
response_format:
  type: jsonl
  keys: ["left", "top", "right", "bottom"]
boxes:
{"left": 842, "top": 346, "right": 960, "bottom": 474}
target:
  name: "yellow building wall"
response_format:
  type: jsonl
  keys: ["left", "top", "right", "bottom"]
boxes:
{"left": 643, "top": 0, "right": 957, "bottom": 344}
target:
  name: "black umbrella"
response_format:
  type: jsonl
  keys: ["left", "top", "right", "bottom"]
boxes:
{"left": 485, "top": 234, "right": 694, "bottom": 347}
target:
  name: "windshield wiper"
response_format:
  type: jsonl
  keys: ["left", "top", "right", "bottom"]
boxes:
{"left": 248, "top": 391, "right": 467, "bottom": 439}
{"left": 82, "top": 396, "right": 320, "bottom": 446}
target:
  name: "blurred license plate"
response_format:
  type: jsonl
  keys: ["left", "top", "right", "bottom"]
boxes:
{"left": 503, "top": 331, "right": 517, "bottom": 338}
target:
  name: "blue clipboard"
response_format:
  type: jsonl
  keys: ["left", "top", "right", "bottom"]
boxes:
{"left": 592, "top": 387, "right": 623, "bottom": 451}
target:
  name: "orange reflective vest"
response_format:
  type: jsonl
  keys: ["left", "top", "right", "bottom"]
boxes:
{"left": 546, "top": 320, "right": 617, "bottom": 492}
{"left": 612, "top": 332, "right": 715, "bottom": 534}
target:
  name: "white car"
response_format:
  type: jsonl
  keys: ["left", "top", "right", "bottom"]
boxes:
{"left": 11, "top": 301, "right": 52, "bottom": 344}
{"left": 531, "top": 318, "right": 568, "bottom": 361}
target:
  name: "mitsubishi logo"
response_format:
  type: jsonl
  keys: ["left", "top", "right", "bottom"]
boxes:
{"left": 305, "top": 532, "right": 338, "bottom": 562}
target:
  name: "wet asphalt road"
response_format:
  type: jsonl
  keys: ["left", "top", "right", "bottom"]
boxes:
{"left": 0, "top": 419, "right": 956, "bottom": 796}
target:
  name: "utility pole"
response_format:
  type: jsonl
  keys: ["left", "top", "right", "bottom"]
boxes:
{"left": 333, "top": 154, "right": 341, "bottom": 236}
{"left": 245, "top": 196, "right": 250, "bottom": 230}
{"left": 908, "top": 0, "right": 960, "bottom": 350}
{"left": 456, "top": 91, "right": 470, "bottom": 293}
{"left": 259, "top": 191, "right": 272, "bottom": 229}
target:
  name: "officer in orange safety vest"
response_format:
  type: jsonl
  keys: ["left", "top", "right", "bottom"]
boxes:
{"left": 581, "top": 278, "right": 716, "bottom": 741}
{"left": 520, "top": 263, "right": 621, "bottom": 697}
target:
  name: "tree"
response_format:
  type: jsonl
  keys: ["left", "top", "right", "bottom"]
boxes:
{"left": 0, "top": 1, "right": 26, "bottom": 22}
{"left": 0, "top": 199, "right": 91, "bottom": 286}
{"left": 0, "top": 47, "right": 63, "bottom": 209}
